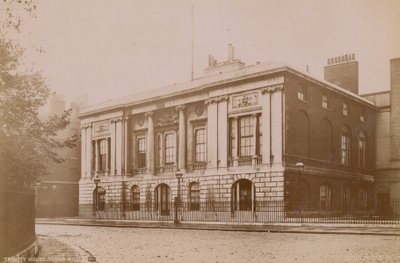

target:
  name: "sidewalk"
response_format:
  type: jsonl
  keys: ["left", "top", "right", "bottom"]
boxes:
{"left": 36, "top": 218, "right": 400, "bottom": 236}
{"left": 32, "top": 235, "right": 85, "bottom": 263}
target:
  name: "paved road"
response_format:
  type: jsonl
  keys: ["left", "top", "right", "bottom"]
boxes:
{"left": 36, "top": 224, "right": 400, "bottom": 263}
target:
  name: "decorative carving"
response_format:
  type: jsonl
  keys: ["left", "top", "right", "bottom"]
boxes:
{"left": 137, "top": 117, "right": 144, "bottom": 127}
{"left": 80, "top": 123, "right": 92, "bottom": 129}
{"left": 156, "top": 109, "right": 178, "bottom": 127}
{"left": 232, "top": 93, "right": 258, "bottom": 109}
{"left": 145, "top": 111, "right": 153, "bottom": 118}
{"left": 261, "top": 84, "right": 284, "bottom": 94}
{"left": 195, "top": 105, "right": 204, "bottom": 116}
{"left": 205, "top": 95, "right": 229, "bottom": 105}
{"left": 176, "top": 105, "right": 186, "bottom": 111}
{"left": 94, "top": 121, "right": 109, "bottom": 133}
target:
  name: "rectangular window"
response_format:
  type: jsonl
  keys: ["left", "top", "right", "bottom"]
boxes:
{"left": 137, "top": 137, "right": 146, "bottom": 168}
{"left": 322, "top": 95, "right": 328, "bottom": 109}
{"left": 341, "top": 134, "right": 350, "bottom": 165}
{"left": 230, "top": 118, "right": 236, "bottom": 158}
{"left": 298, "top": 86, "right": 307, "bottom": 101}
{"left": 157, "top": 135, "right": 162, "bottom": 166}
{"left": 195, "top": 128, "right": 206, "bottom": 162}
{"left": 342, "top": 103, "right": 348, "bottom": 116}
{"left": 239, "top": 116, "right": 254, "bottom": 157}
{"left": 360, "top": 109, "right": 366, "bottom": 122}
{"left": 165, "top": 133, "right": 175, "bottom": 164}
{"left": 359, "top": 135, "right": 366, "bottom": 167}
{"left": 99, "top": 139, "right": 107, "bottom": 171}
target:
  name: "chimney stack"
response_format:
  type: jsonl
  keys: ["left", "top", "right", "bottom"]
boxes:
{"left": 324, "top": 53, "right": 359, "bottom": 94}
{"left": 228, "top": 44, "right": 235, "bottom": 62}
{"left": 390, "top": 57, "right": 400, "bottom": 165}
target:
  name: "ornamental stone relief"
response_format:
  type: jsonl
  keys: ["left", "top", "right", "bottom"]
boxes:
{"left": 156, "top": 108, "right": 178, "bottom": 127}
{"left": 93, "top": 121, "right": 109, "bottom": 133}
{"left": 232, "top": 92, "right": 259, "bottom": 109}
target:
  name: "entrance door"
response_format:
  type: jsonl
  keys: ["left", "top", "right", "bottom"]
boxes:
{"left": 155, "top": 184, "right": 170, "bottom": 215}
{"left": 232, "top": 179, "right": 253, "bottom": 211}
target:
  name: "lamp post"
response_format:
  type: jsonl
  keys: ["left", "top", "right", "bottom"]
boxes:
{"left": 94, "top": 175, "right": 100, "bottom": 212}
{"left": 122, "top": 173, "right": 126, "bottom": 220}
{"left": 174, "top": 170, "right": 183, "bottom": 224}
{"left": 295, "top": 162, "right": 304, "bottom": 222}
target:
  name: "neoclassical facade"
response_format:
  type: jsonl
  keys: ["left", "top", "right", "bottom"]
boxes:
{"left": 79, "top": 51, "right": 377, "bottom": 216}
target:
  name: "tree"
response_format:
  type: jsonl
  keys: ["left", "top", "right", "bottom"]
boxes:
{"left": 0, "top": 1, "right": 77, "bottom": 187}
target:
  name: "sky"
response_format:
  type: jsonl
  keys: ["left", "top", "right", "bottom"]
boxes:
{"left": 13, "top": 0, "right": 400, "bottom": 106}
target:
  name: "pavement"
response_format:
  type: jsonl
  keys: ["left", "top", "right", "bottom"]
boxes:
{"left": 35, "top": 217, "right": 400, "bottom": 236}
{"left": 35, "top": 224, "right": 400, "bottom": 263}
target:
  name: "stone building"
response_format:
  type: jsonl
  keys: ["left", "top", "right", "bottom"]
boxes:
{"left": 362, "top": 58, "right": 400, "bottom": 214}
{"left": 78, "top": 47, "right": 380, "bottom": 217}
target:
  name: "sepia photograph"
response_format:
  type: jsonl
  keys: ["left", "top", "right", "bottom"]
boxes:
{"left": 1, "top": 0, "right": 400, "bottom": 262}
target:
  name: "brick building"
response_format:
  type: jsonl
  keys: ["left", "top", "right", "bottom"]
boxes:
{"left": 78, "top": 47, "right": 380, "bottom": 217}
{"left": 362, "top": 58, "right": 400, "bottom": 214}
{"left": 35, "top": 94, "right": 86, "bottom": 217}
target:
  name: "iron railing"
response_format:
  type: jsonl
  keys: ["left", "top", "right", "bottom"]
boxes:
{"left": 79, "top": 199, "right": 400, "bottom": 225}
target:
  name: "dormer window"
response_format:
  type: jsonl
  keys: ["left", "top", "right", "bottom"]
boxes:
{"left": 342, "top": 103, "right": 348, "bottom": 116}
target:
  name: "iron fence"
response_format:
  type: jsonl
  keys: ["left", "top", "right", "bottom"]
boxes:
{"left": 79, "top": 198, "right": 400, "bottom": 225}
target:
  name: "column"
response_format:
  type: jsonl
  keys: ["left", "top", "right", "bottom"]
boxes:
{"left": 177, "top": 105, "right": 186, "bottom": 171}
{"left": 252, "top": 113, "right": 258, "bottom": 166}
{"left": 86, "top": 124, "right": 93, "bottom": 177}
{"left": 217, "top": 97, "right": 228, "bottom": 168}
{"left": 261, "top": 89, "right": 271, "bottom": 165}
{"left": 124, "top": 116, "right": 129, "bottom": 175}
{"left": 233, "top": 116, "right": 239, "bottom": 167}
{"left": 80, "top": 125, "right": 86, "bottom": 178}
{"left": 95, "top": 139, "right": 99, "bottom": 174}
{"left": 146, "top": 111, "right": 154, "bottom": 173}
{"left": 115, "top": 117, "right": 123, "bottom": 175}
{"left": 110, "top": 120, "right": 116, "bottom": 175}
{"left": 206, "top": 99, "right": 218, "bottom": 169}
{"left": 271, "top": 85, "right": 284, "bottom": 165}
{"left": 105, "top": 138, "right": 110, "bottom": 174}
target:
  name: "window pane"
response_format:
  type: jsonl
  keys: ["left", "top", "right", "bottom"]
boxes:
{"left": 195, "top": 128, "right": 206, "bottom": 162}
{"left": 165, "top": 133, "right": 175, "bottom": 164}
{"left": 137, "top": 137, "right": 146, "bottom": 168}
{"left": 239, "top": 116, "right": 254, "bottom": 157}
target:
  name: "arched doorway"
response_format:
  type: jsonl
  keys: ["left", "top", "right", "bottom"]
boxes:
{"left": 93, "top": 187, "right": 106, "bottom": 211}
{"left": 232, "top": 179, "right": 255, "bottom": 211}
{"left": 154, "top": 184, "right": 170, "bottom": 215}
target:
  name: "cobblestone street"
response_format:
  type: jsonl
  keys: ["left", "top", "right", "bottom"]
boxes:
{"left": 35, "top": 224, "right": 400, "bottom": 263}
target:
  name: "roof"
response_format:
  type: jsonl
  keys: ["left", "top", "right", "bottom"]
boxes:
{"left": 79, "top": 61, "right": 376, "bottom": 118}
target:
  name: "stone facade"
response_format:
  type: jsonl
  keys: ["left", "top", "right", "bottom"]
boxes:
{"left": 79, "top": 51, "right": 379, "bottom": 215}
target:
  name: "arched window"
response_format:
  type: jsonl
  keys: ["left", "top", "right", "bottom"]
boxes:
{"left": 294, "top": 111, "right": 310, "bottom": 158}
{"left": 358, "top": 132, "right": 367, "bottom": 167}
{"left": 131, "top": 185, "right": 140, "bottom": 211}
{"left": 93, "top": 187, "right": 106, "bottom": 211}
{"left": 341, "top": 126, "right": 351, "bottom": 165}
{"left": 232, "top": 179, "right": 255, "bottom": 211}
{"left": 320, "top": 183, "right": 332, "bottom": 211}
{"left": 154, "top": 184, "right": 170, "bottom": 215}
{"left": 189, "top": 182, "right": 200, "bottom": 211}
